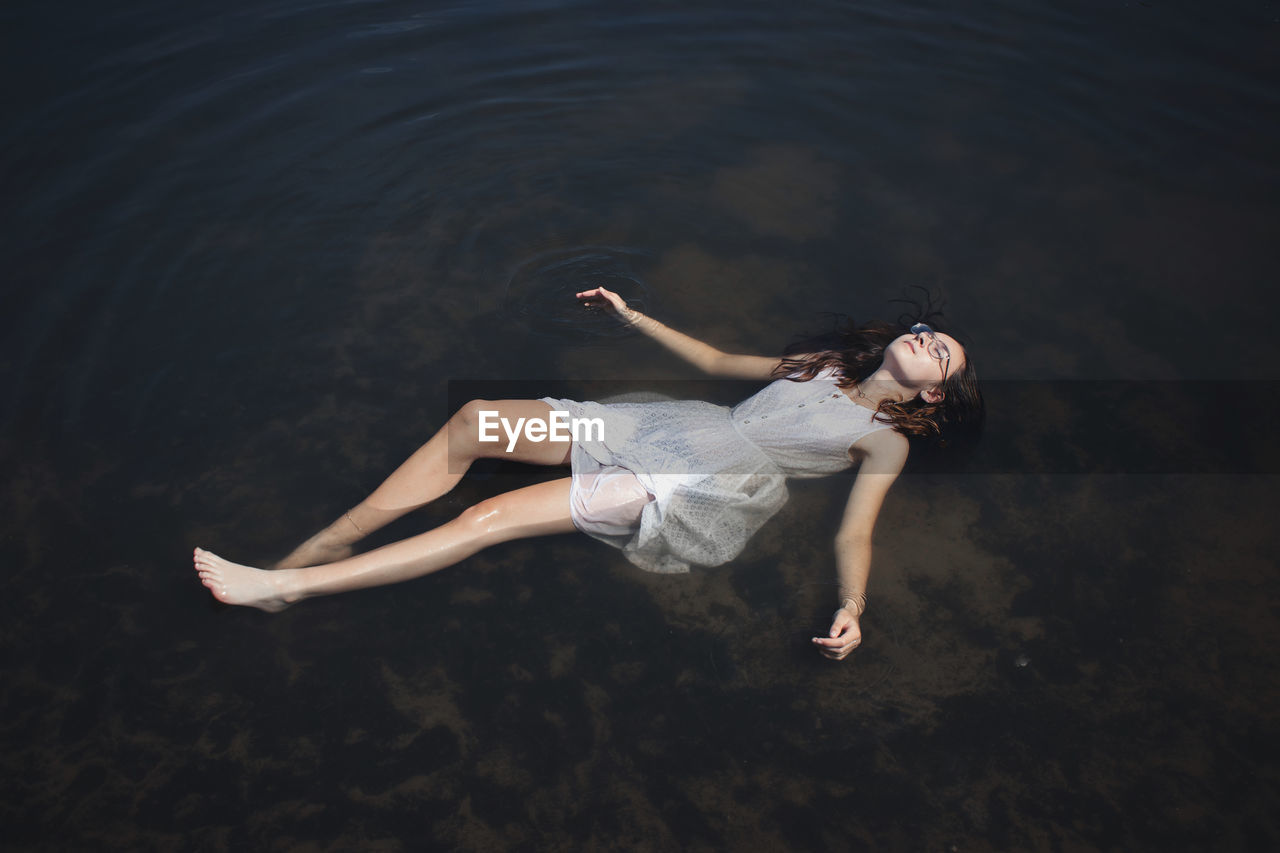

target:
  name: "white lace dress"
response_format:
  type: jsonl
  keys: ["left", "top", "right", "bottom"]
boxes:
{"left": 537, "top": 365, "right": 897, "bottom": 573}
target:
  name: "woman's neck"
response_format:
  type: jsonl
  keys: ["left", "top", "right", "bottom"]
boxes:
{"left": 848, "top": 367, "right": 912, "bottom": 410}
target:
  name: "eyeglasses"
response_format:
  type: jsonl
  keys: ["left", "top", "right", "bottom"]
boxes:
{"left": 910, "top": 323, "right": 951, "bottom": 383}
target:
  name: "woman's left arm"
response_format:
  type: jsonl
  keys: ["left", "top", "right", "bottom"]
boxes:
{"left": 812, "top": 428, "right": 909, "bottom": 661}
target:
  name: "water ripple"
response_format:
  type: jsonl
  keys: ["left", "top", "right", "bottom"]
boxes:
{"left": 504, "top": 246, "right": 656, "bottom": 342}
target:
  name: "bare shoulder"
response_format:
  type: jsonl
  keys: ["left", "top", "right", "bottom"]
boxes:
{"left": 848, "top": 426, "right": 909, "bottom": 473}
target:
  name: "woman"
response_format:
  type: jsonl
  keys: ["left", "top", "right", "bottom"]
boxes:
{"left": 194, "top": 287, "right": 982, "bottom": 660}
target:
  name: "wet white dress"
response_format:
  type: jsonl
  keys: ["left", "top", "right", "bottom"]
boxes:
{"left": 537, "top": 366, "right": 897, "bottom": 573}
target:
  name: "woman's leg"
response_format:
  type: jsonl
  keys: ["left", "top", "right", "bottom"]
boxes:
{"left": 196, "top": 477, "right": 577, "bottom": 612}
{"left": 275, "top": 399, "right": 573, "bottom": 569}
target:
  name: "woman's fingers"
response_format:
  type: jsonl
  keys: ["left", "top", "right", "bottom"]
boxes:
{"left": 811, "top": 636, "right": 849, "bottom": 654}
{"left": 814, "top": 640, "right": 858, "bottom": 659}
{"left": 812, "top": 620, "right": 862, "bottom": 659}
{"left": 575, "top": 286, "right": 627, "bottom": 315}
{"left": 576, "top": 288, "right": 608, "bottom": 306}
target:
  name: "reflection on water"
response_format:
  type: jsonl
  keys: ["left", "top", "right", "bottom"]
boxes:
{"left": 3, "top": 0, "right": 1279, "bottom": 848}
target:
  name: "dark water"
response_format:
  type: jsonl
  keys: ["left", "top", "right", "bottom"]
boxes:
{"left": 4, "top": 0, "right": 1280, "bottom": 848}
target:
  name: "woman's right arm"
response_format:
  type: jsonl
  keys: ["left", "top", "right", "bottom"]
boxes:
{"left": 575, "top": 286, "right": 783, "bottom": 379}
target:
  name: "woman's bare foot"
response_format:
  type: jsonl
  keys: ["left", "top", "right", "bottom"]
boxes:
{"left": 194, "top": 547, "right": 297, "bottom": 613}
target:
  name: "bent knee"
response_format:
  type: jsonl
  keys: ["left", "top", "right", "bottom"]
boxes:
{"left": 448, "top": 399, "right": 497, "bottom": 456}
{"left": 452, "top": 399, "right": 492, "bottom": 430}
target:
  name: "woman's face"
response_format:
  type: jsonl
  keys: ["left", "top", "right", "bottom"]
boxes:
{"left": 884, "top": 329, "right": 966, "bottom": 394}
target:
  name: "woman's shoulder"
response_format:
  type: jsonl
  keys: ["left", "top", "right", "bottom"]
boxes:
{"left": 847, "top": 423, "right": 909, "bottom": 470}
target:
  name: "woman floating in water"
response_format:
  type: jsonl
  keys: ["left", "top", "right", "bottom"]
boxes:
{"left": 194, "top": 287, "right": 982, "bottom": 660}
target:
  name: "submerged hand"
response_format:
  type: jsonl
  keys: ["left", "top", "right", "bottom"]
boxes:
{"left": 812, "top": 606, "right": 862, "bottom": 660}
{"left": 575, "top": 286, "right": 638, "bottom": 324}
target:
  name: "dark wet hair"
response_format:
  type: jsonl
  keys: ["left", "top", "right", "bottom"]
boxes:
{"left": 770, "top": 289, "right": 985, "bottom": 445}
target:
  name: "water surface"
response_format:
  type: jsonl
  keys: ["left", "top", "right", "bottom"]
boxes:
{"left": 3, "top": 0, "right": 1279, "bottom": 849}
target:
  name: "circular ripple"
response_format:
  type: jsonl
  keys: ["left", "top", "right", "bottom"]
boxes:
{"left": 504, "top": 246, "right": 655, "bottom": 342}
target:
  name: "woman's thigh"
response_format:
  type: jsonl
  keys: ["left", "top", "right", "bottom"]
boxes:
{"left": 456, "top": 399, "right": 574, "bottom": 467}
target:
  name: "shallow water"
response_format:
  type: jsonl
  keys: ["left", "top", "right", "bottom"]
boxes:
{"left": 3, "top": 0, "right": 1280, "bottom": 849}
